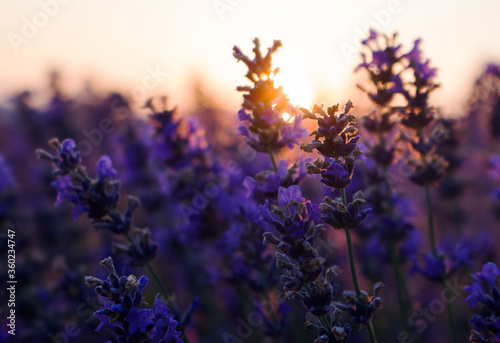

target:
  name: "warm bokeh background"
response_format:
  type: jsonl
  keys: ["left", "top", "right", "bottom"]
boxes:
{"left": 1, "top": 0, "right": 499, "bottom": 114}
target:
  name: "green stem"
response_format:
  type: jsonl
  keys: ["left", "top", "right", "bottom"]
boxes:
{"left": 343, "top": 224, "right": 362, "bottom": 297}
{"left": 443, "top": 280, "right": 458, "bottom": 343}
{"left": 268, "top": 150, "right": 278, "bottom": 173}
{"left": 389, "top": 240, "right": 411, "bottom": 330}
{"left": 382, "top": 169, "right": 394, "bottom": 215}
{"left": 341, "top": 189, "right": 361, "bottom": 297}
{"left": 421, "top": 171, "right": 457, "bottom": 343}
{"left": 383, "top": 167, "right": 411, "bottom": 333}
{"left": 340, "top": 188, "right": 376, "bottom": 343}
{"left": 124, "top": 233, "right": 189, "bottom": 341}
{"left": 423, "top": 182, "right": 438, "bottom": 257}
{"left": 367, "top": 321, "right": 377, "bottom": 343}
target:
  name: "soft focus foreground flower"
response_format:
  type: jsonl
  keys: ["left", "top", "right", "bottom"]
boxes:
{"left": 355, "top": 30, "right": 403, "bottom": 107}
{"left": 261, "top": 186, "right": 353, "bottom": 342}
{"left": 85, "top": 257, "right": 183, "bottom": 342}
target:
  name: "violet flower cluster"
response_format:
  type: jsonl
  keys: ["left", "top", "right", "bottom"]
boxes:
{"left": 1, "top": 27, "right": 499, "bottom": 343}
{"left": 233, "top": 38, "right": 307, "bottom": 153}
{"left": 85, "top": 257, "right": 182, "bottom": 343}
{"left": 36, "top": 138, "right": 158, "bottom": 268}
{"left": 300, "top": 101, "right": 381, "bottom": 339}
{"left": 260, "top": 185, "right": 354, "bottom": 342}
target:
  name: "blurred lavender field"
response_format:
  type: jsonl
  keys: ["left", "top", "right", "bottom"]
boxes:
{"left": 1, "top": 2, "right": 500, "bottom": 343}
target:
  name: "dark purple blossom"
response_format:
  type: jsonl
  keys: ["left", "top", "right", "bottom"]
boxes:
{"left": 320, "top": 191, "right": 371, "bottom": 231}
{"left": 85, "top": 257, "right": 183, "bottom": 343}
{"left": 336, "top": 283, "right": 384, "bottom": 326}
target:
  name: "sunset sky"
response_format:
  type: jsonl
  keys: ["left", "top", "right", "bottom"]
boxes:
{"left": 1, "top": 0, "right": 499, "bottom": 115}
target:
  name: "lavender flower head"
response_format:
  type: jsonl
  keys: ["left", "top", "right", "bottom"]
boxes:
{"left": 85, "top": 257, "right": 183, "bottom": 342}
{"left": 355, "top": 29, "right": 403, "bottom": 106}
{"left": 261, "top": 186, "right": 352, "bottom": 341}
{"left": 398, "top": 39, "right": 440, "bottom": 131}
{"left": 300, "top": 101, "right": 364, "bottom": 189}
{"left": 233, "top": 38, "right": 307, "bottom": 152}
{"left": 37, "top": 138, "right": 158, "bottom": 267}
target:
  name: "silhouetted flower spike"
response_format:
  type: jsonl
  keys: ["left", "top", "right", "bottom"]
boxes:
{"left": 234, "top": 38, "right": 307, "bottom": 153}
{"left": 403, "top": 39, "right": 438, "bottom": 89}
{"left": 233, "top": 38, "right": 283, "bottom": 81}
{"left": 397, "top": 39, "right": 440, "bottom": 131}
{"left": 356, "top": 30, "right": 403, "bottom": 106}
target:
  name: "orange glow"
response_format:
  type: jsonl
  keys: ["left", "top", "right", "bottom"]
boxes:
{"left": 273, "top": 58, "right": 313, "bottom": 111}
{"left": 281, "top": 111, "right": 292, "bottom": 122}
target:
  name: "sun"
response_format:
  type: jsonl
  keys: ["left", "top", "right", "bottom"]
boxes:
{"left": 273, "top": 58, "right": 314, "bottom": 116}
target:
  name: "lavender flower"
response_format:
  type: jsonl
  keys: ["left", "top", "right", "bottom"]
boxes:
{"left": 300, "top": 101, "right": 364, "bottom": 189}
{"left": 85, "top": 257, "right": 183, "bottom": 342}
{"left": 233, "top": 38, "right": 307, "bottom": 153}
{"left": 261, "top": 186, "right": 352, "bottom": 342}
{"left": 336, "top": 282, "right": 384, "bottom": 326}
{"left": 301, "top": 100, "right": 381, "bottom": 342}
{"left": 320, "top": 191, "right": 371, "bottom": 232}
{"left": 355, "top": 30, "right": 403, "bottom": 107}
{"left": 37, "top": 138, "right": 158, "bottom": 267}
